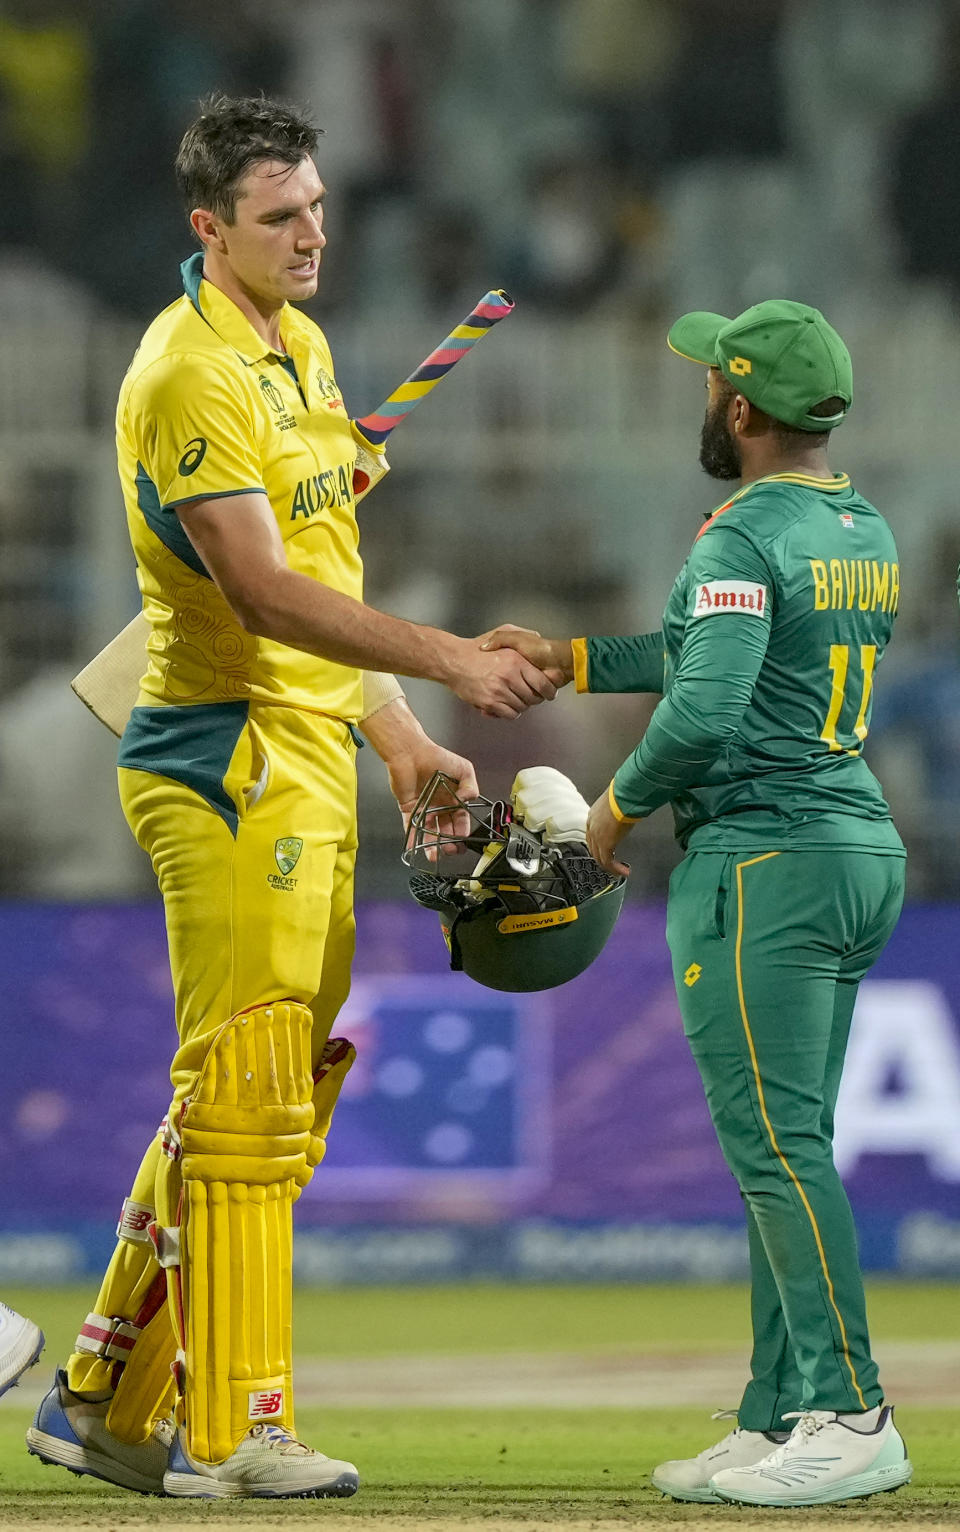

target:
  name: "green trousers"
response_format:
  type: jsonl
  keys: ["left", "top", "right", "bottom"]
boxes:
{"left": 666, "top": 847, "right": 905, "bottom": 1430}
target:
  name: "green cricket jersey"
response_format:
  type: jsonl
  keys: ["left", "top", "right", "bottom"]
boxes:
{"left": 575, "top": 471, "right": 905, "bottom": 854}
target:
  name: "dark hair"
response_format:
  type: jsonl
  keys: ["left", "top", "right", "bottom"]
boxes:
{"left": 175, "top": 94, "right": 322, "bottom": 223}
{"left": 718, "top": 373, "right": 845, "bottom": 444}
{"left": 772, "top": 396, "right": 846, "bottom": 448}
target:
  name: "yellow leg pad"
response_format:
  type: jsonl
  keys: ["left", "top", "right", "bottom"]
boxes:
{"left": 178, "top": 1001, "right": 313, "bottom": 1465}
{"left": 297, "top": 1037, "right": 357, "bottom": 1187}
{"left": 66, "top": 1132, "right": 166, "bottom": 1399}
{"left": 106, "top": 1302, "right": 177, "bottom": 1445}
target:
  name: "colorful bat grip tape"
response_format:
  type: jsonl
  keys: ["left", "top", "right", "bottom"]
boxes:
{"left": 353, "top": 289, "right": 514, "bottom": 447}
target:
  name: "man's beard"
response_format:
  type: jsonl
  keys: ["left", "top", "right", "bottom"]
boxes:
{"left": 699, "top": 400, "right": 742, "bottom": 480}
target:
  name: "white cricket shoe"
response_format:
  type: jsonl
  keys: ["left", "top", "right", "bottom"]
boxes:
{"left": 26, "top": 1369, "right": 174, "bottom": 1494}
{"left": 0, "top": 1303, "right": 44, "bottom": 1396}
{"left": 710, "top": 1406, "right": 913, "bottom": 1505}
{"left": 163, "top": 1421, "right": 359, "bottom": 1499}
{"left": 651, "top": 1411, "right": 789, "bottom": 1503}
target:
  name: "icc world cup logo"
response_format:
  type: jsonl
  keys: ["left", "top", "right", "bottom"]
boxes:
{"left": 259, "top": 376, "right": 286, "bottom": 414}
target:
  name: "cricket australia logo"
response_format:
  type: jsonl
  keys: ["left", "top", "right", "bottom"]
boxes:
{"left": 269, "top": 837, "right": 303, "bottom": 891}
{"left": 315, "top": 365, "right": 343, "bottom": 407}
{"left": 275, "top": 837, "right": 303, "bottom": 875}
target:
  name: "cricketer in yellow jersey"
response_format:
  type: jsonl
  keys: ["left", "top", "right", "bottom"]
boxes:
{"left": 25, "top": 94, "right": 559, "bottom": 1501}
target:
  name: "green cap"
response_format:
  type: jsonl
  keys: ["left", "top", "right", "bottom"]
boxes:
{"left": 667, "top": 298, "right": 852, "bottom": 431}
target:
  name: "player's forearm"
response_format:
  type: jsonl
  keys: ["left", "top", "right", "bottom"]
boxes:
{"left": 611, "top": 672, "right": 756, "bottom": 817}
{"left": 232, "top": 566, "right": 467, "bottom": 684}
{"left": 574, "top": 632, "right": 665, "bottom": 694}
{"left": 610, "top": 615, "right": 769, "bottom": 816}
{"left": 359, "top": 694, "right": 428, "bottom": 758}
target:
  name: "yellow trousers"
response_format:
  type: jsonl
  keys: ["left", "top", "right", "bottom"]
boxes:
{"left": 68, "top": 702, "right": 358, "bottom": 1456}
{"left": 124, "top": 703, "right": 359, "bottom": 1097}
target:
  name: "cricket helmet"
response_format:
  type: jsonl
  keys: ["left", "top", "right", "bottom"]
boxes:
{"left": 403, "top": 768, "right": 626, "bottom": 992}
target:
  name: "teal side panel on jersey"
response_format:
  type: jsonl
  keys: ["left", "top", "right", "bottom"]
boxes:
{"left": 135, "top": 461, "right": 211, "bottom": 579}
{"left": 118, "top": 702, "right": 250, "bottom": 834}
{"left": 180, "top": 251, "right": 205, "bottom": 316}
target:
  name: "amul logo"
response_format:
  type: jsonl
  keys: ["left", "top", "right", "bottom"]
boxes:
{"left": 692, "top": 581, "right": 769, "bottom": 620}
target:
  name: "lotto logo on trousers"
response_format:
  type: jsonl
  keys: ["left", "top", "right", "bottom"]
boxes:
{"left": 248, "top": 1388, "right": 283, "bottom": 1419}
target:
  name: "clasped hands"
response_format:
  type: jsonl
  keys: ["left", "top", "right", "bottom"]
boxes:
{"left": 474, "top": 624, "right": 631, "bottom": 878}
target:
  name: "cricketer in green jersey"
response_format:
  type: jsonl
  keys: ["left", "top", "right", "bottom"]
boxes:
{"left": 481, "top": 300, "right": 913, "bottom": 1507}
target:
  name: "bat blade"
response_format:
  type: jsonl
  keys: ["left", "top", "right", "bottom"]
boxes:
{"left": 71, "top": 613, "right": 149, "bottom": 737}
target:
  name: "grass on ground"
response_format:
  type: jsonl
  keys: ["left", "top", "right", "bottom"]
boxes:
{"left": 0, "top": 1283, "right": 954, "bottom": 1526}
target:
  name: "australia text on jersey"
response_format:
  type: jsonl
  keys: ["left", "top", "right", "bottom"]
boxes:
{"left": 290, "top": 461, "right": 353, "bottom": 520}
{"left": 809, "top": 559, "right": 899, "bottom": 614}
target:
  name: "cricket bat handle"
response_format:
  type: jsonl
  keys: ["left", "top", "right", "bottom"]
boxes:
{"left": 351, "top": 288, "right": 514, "bottom": 497}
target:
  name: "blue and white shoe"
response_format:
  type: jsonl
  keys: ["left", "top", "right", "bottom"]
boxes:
{"left": 710, "top": 1406, "right": 913, "bottom": 1505}
{"left": 163, "top": 1421, "right": 359, "bottom": 1499}
{"left": 0, "top": 1303, "right": 44, "bottom": 1397}
{"left": 26, "top": 1369, "right": 173, "bottom": 1494}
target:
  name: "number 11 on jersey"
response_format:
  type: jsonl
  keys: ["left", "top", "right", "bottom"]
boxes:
{"left": 821, "top": 644, "right": 878, "bottom": 754}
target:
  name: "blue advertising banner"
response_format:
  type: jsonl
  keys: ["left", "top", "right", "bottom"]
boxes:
{"left": 0, "top": 902, "right": 958, "bottom": 1281}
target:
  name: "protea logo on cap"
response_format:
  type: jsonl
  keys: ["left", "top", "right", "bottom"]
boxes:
{"left": 730, "top": 356, "right": 752, "bottom": 375}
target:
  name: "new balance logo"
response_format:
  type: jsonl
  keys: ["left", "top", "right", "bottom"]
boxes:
{"left": 116, "top": 1199, "right": 154, "bottom": 1242}
{"left": 249, "top": 1389, "right": 284, "bottom": 1419}
{"left": 692, "top": 580, "right": 769, "bottom": 619}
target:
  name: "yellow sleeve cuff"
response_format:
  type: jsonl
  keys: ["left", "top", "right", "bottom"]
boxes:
{"left": 571, "top": 637, "right": 590, "bottom": 693}
{"left": 607, "top": 781, "right": 641, "bottom": 824}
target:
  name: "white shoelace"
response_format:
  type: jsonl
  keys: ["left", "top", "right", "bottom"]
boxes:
{"left": 754, "top": 1411, "right": 836, "bottom": 1469}
{"left": 250, "top": 1423, "right": 313, "bottom": 1455}
{"left": 153, "top": 1418, "right": 175, "bottom": 1448}
{"left": 782, "top": 1411, "right": 835, "bottom": 1435}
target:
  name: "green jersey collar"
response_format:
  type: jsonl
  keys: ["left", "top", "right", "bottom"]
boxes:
{"left": 179, "top": 252, "right": 308, "bottom": 366}
{"left": 749, "top": 470, "right": 851, "bottom": 493}
{"left": 707, "top": 470, "right": 850, "bottom": 517}
{"left": 697, "top": 471, "right": 852, "bottom": 541}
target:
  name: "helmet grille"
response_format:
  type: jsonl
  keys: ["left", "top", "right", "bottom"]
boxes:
{"left": 408, "top": 872, "right": 455, "bottom": 912}
{"left": 560, "top": 850, "right": 615, "bottom": 903}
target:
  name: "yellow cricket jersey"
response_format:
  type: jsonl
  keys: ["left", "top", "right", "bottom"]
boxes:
{"left": 117, "top": 251, "right": 364, "bottom": 721}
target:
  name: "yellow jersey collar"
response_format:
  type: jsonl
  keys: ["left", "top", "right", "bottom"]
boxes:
{"left": 179, "top": 252, "right": 307, "bottom": 366}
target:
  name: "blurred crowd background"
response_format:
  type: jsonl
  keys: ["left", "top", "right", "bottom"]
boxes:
{"left": 2, "top": 0, "right": 960, "bottom": 903}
